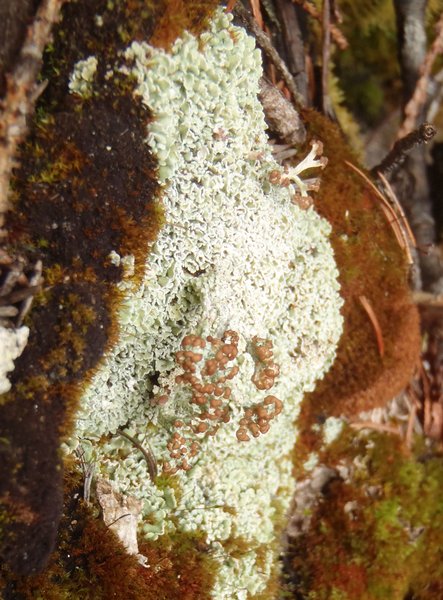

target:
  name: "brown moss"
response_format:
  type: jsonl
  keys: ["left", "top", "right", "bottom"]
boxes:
{"left": 0, "top": 0, "right": 163, "bottom": 577}
{"left": 0, "top": 461, "right": 216, "bottom": 600}
{"left": 297, "top": 111, "right": 420, "bottom": 442}
{"left": 150, "top": 0, "right": 220, "bottom": 49}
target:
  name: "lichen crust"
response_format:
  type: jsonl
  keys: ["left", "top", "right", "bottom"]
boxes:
{"left": 0, "top": 326, "right": 29, "bottom": 395}
{"left": 71, "top": 9, "right": 343, "bottom": 598}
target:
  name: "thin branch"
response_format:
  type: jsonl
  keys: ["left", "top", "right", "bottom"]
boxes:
{"left": 350, "top": 421, "right": 402, "bottom": 436}
{"left": 398, "top": 12, "right": 443, "bottom": 138}
{"left": 321, "top": 0, "right": 331, "bottom": 115}
{"left": 359, "top": 295, "right": 385, "bottom": 358}
{"left": 371, "top": 122, "right": 436, "bottom": 178}
{"left": 344, "top": 160, "right": 413, "bottom": 265}
{"left": 258, "top": 77, "right": 306, "bottom": 145}
{"left": 249, "top": 0, "right": 264, "bottom": 30}
{"left": 115, "top": 428, "right": 158, "bottom": 482}
{"left": 0, "top": 0, "right": 65, "bottom": 237}
{"left": 376, "top": 172, "right": 417, "bottom": 251}
{"left": 293, "top": 0, "right": 348, "bottom": 50}
{"left": 405, "top": 391, "right": 419, "bottom": 449}
{"left": 233, "top": 2, "right": 305, "bottom": 106}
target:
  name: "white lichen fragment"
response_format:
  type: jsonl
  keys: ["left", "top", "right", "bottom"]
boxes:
{"left": 0, "top": 326, "right": 29, "bottom": 395}
{"left": 68, "top": 55, "right": 98, "bottom": 96}
{"left": 323, "top": 416, "right": 345, "bottom": 445}
{"left": 73, "top": 9, "right": 343, "bottom": 599}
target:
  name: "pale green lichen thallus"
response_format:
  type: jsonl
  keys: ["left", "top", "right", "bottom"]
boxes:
{"left": 70, "top": 9, "right": 343, "bottom": 599}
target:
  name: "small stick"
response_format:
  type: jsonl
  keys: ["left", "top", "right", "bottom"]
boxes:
{"left": 371, "top": 122, "right": 436, "bottom": 178}
{"left": 293, "top": 0, "right": 348, "bottom": 49}
{"left": 75, "top": 446, "right": 96, "bottom": 503}
{"left": 359, "top": 295, "right": 385, "bottom": 358}
{"left": 249, "top": 0, "right": 264, "bottom": 29}
{"left": 350, "top": 421, "right": 401, "bottom": 436}
{"left": 405, "top": 394, "right": 418, "bottom": 449}
{"left": 344, "top": 160, "right": 413, "bottom": 264}
{"left": 398, "top": 12, "right": 443, "bottom": 138}
{"left": 419, "top": 362, "right": 433, "bottom": 435}
{"left": 17, "top": 260, "right": 43, "bottom": 326}
{"left": 0, "top": 0, "right": 65, "bottom": 234}
{"left": 258, "top": 77, "right": 306, "bottom": 145}
{"left": 376, "top": 171, "right": 417, "bottom": 250}
{"left": 115, "top": 428, "right": 158, "bottom": 482}
{"left": 321, "top": 0, "right": 332, "bottom": 115}
{"left": 233, "top": 2, "right": 305, "bottom": 106}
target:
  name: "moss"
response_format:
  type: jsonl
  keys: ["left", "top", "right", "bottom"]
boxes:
{"left": 150, "top": 0, "right": 220, "bottom": 49}
{"left": 288, "top": 430, "right": 443, "bottom": 600}
{"left": 0, "top": 461, "right": 216, "bottom": 600}
{"left": 295, "top": 111, "right": 420, "bottom": 463}
{"left": 1, "top": 0, "right": 164, "bottom": 577}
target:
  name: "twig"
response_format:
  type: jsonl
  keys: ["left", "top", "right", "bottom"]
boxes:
{"left": 413, "top": 290, "right": 443, "bottom": 307}
{"left": 16, "top": 260, "right": 43, "bottom": 326}
{"left": 321, "top": 0, "right": 331, "bottom": 115}
{"left": 419, "top": 361, "right": 433, "bottom": 436}
{"left": 398, "top": 12, "right": 443, "bottom": 138}
{"left": 115, "top": 428, "right": 158, "bottom": 482}
{"left": 0, "top": 0, "right": 65, "bottom": 237}
{"left": 344, "top": 160, "right": 413, "bottom": 265}
{"left": 233, "top": 2, "right": 305, "bottom": 106}
{"left": 350, "top": 421, "right": 401, "bottom": 436}
{"left": 292, "top": 0, "right": 348, "bottom": 49}
{"left": 405, "top": 389, "right": 419, "bottom": 449}
{"left": 75, "top": 446, "right": 96, "bottom": 503}
{"left": 258, "top": 77, "right": 306, "bottom": 145}
{"left": 376, "top": 172, "right": 416, "bottom": 250}
{"left": 371, "top": 122, "right": 436, "bottom": 178}
{"left": 249, "top": 0, "right": 264, "bottom": 29}
{"left": 359, "top": 295, "right": 385, "bottom": 358}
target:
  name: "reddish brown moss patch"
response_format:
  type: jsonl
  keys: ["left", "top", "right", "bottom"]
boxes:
{"left": 297, "top": 111, "right": 420, "bottom": 434}
{"left": 150, "top": 0, "right": 220, "bottom": 49}
{"left": 0, "top": 463, "right": 215, "bottom": 600}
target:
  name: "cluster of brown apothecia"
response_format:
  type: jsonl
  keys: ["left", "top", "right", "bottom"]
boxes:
{"left": 158, "top": 330, "right": 283, "bottom": 474}
{"left": 250, "top": 336, "right": 280, "bottom": 391}
{"left": 236, "top": 336, "right": 282, "bottom": 441}
{"left": 161, "top": 330, "right": 239, "bottom": 474}
{"left": 236, "top": 395, "right": 283, "bottom": 441}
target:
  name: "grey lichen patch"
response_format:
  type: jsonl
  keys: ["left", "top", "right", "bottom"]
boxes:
{"left": 68, "top": 55, "right": 98, "bottom": 96}
{"left": 0, "top": 326, "right": 29, "bottom": 395}
{"left": 71, "top": 9, "right": 343, "bottom": 599}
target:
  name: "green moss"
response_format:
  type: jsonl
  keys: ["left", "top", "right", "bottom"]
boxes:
{"left": 288, "top": 430, "right": 443, "bottom": 600}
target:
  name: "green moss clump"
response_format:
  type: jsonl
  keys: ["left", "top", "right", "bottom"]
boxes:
{"left": 288, "top": 430, "right": 443, "bottom": 600}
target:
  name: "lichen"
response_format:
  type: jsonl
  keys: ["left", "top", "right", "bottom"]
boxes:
{"left": 69, "top": 10, "right": 343, "bottom": 598}
{"left": 68, "top": 55, "right": 98, "bottom": 96}
{"left": 0, "top": 326, "right": 29, "bottom": 396}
